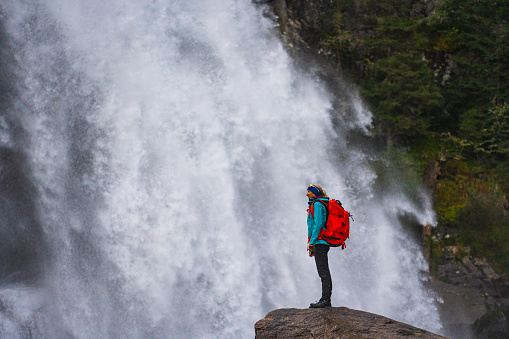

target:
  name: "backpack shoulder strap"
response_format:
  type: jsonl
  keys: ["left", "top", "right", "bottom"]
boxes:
{"left": 308, "top": 199, "right": 330, "bottom": 218}
{"left": 315, "top": 200, "right": 329, "bottom": 212}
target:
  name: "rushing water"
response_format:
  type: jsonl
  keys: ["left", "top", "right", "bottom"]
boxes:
{"left": 0, "top": 0, "right": 441, "bottom": 337}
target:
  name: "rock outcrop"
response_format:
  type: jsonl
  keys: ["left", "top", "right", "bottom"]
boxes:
{"left": 429, "top": 227, "right": 509, "bottom": 338}
{"left": 255, "top": 307, "right": 447, "bottom": 338}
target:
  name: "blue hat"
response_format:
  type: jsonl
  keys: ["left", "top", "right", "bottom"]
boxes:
{"left": 307, "top": 184, "right": 321, "bottom": 196}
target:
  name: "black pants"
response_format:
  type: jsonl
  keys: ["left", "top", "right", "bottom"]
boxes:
{"left": 314, "top": 244, "right": 332, "bottom": 301}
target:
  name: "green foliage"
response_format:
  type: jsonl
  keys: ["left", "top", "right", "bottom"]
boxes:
{"left": 431, "top": 27, "right": 459, "bottom": 53}
{"left": 432, "top": 158, "right": 509, "bottom": 271}
{"left": 458, "top": 191, "right": 509, "bottom": 272}
{"left": 322, "top": 0, "right": 509, "bottom": 147}
{"left": 460, "top": 102, "right": 509, "bottom": 157}
{"left": 361, "top": 52, "right": 441, "bottom": 140}
{"left": 323, "top": 0, "right": 445, "bottom": 142}
{"left": 429, "top": 0, "right": 509, "bottom": 127}
{"left": 435, "top": 179, "right": 467, "bottom": 226}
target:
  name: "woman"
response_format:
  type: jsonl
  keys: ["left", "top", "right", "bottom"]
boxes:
{"left": 306, "top": 184, "right": 332, "bottom": 308}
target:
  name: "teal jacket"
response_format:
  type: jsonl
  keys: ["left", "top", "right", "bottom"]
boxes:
{"left": 307, "top": 198, "right": 329, "bottom": 246}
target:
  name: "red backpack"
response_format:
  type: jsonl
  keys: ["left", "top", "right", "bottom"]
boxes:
{"left": 309, "top": 199, "right": 352, "bottom": 249}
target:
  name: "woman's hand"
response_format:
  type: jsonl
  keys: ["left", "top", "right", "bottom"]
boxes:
{"left": 307, "top": 244, "right": 315, "bottom": 257}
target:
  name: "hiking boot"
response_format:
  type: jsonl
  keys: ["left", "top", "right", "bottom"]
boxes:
{"left": 309, "top": 299, "right": 331, "bottom": 308}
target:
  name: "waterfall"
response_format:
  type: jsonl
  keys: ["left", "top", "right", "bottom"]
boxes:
{"left": 0, "top": 0, "right": 441, "bottom": 337}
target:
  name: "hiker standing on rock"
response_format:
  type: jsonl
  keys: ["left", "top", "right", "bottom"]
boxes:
{"left": 307, "top": 184, "right": 332, "bottom": 308}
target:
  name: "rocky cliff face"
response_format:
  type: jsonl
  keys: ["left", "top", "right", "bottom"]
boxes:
{"left": 255, "top": 307, "right": 447, "bottom": 339}
{"left": 272, "top": 0, "right": 335, "bottom": 60}
{"left": 428, "top": 227, "right": 509, "bottom": 339}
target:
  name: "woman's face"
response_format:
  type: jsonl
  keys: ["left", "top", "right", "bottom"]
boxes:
{"left": 306, "top": 190, "right": 316, "bottom": 199}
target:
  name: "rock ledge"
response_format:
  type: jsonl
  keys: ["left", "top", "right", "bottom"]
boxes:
{"left": 255, "top": 307, "right": 447, "bottom": 338}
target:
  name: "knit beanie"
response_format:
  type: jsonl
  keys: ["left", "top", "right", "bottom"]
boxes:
{"left": 307, "top": 184, "right": 321, "bottom": 196}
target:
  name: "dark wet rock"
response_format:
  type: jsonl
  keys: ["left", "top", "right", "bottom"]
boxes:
{"left": 430, "top": 280, "right": 486, "bottom": 338}
{"left": 473, "top": 310, "right": 508, "bottom": 339}
{"left": 429, "top": 227, "right": 509, "bottom": 337}
{"left": 493, "top": 279, "right": 509, "bottom": 298}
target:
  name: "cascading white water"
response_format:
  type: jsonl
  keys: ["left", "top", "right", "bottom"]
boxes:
{"left": 0, "top": 0, "right": 442, "bottom": 337}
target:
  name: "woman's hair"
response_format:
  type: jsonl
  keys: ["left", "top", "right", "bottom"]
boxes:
{"left": 313, "top": 184, "right": 329, "bottom": 198}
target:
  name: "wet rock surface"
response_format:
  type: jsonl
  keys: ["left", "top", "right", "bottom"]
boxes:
{"left": 430, "top": 227, "right": 509, "bottom": 339}
{"left": 255, "top": 307, "right": 447, "bottom": 339}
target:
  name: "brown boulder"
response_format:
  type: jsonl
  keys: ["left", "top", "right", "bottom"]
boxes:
{"left": 255, "top": 307, "right": 447, "bottom": 339}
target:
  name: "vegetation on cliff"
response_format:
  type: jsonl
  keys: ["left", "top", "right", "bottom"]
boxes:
{"left": 317, "top": 0, "right": 509, "bottom": 273}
